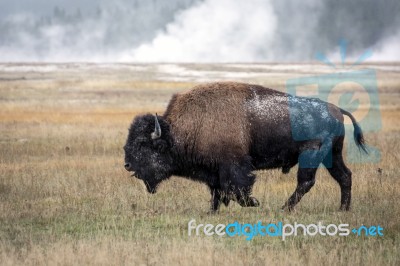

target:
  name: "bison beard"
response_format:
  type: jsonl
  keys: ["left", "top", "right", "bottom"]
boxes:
{"left": 124, "top": 82, "right": 367, "bottom": 213}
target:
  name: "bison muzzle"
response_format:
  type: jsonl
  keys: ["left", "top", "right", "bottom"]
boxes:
{"left": 124, "top": 82, "right": 367, "bottom": 212}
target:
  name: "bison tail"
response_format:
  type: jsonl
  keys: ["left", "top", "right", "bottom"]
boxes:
{"left": 339, "top": 108, "right": 368, "bottom": 154}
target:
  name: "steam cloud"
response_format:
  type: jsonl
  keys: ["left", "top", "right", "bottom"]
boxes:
{"left": 0, "top": 0, "right": 399, "bottom": 62}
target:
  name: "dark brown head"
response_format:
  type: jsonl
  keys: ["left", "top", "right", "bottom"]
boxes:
{"left": 124, "top": 114, "right": 174, "bottom": 193}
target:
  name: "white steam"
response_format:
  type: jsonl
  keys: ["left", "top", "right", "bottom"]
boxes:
{"left": 0, "top": 0, "right": 399, "bottom": 62}
{"left": 131, "top": 0, "right": 276, "bottom": 62}
{"left": 372, "top": 30, "right": 400, "bottom": 61}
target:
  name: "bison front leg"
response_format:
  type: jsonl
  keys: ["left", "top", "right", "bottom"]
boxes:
{"left": 234, "top": 186, "right": 260, "bottom": 207}
{"left": 208, "top": 185, "right": 230, "bottom": 213}
{"left": 219, "top": 160, "right": 260, "bottom": 208}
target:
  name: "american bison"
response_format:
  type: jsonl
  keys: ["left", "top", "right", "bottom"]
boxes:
{"left": 124, "top": 82, "right": 366, "bottom": 212}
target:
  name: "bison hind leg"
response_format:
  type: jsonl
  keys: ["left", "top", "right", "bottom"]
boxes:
{"left": 282, "top": 156, "right": 299, "bottom": 174}
{"left": 323, "top": 137, "right": 352, "bottom": 211}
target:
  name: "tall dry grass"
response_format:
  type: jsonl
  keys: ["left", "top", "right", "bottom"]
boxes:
{"left": 0, "top": 63, "right": 399, "bottom": 265}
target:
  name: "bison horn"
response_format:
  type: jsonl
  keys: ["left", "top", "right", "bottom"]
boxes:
{"left": 151, "top": 113, "right": 162, "bottom": 139}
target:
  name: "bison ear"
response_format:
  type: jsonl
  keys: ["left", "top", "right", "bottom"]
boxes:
{"left": 151, "top": 113, "right": 162, "bottom": 140}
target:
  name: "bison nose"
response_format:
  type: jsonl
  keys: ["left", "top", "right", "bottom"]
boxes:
{"left": 124, "top": 163, "right": 131, "bottom": 171}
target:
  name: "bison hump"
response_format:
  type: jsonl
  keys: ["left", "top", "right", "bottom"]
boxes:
{"left": 165, "top": 83, "right": 252, "bottom": 161}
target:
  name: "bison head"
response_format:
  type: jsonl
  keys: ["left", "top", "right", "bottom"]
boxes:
{"left": 124, "top": 114, "right": 174, "bottom": 193}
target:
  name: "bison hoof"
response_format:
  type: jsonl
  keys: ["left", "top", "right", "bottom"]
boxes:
{"left": 281, "top": 203, "right": 295, "bottom": 212}
{"left": 339, "top": 205, "right": 350, "bottom": 211}
{"left": 239, "top": 197, "right": 260, "bottom": 207}
{"left": 249, "top": 197, "right": 260, "bottom": 207}
{"left": 207, "top": 209, "right": 219, "bottom": 215}
{"left": 222, "top": 197, "right": 230, "bottom": 207}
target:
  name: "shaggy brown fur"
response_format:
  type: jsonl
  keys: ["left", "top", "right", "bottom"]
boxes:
{"left": 165, "top": 82, "right": 255, "bottom": 162}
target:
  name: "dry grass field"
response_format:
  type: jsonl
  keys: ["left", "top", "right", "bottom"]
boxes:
{"left": 0, "top": 63, "right": 399, "bottom": 265}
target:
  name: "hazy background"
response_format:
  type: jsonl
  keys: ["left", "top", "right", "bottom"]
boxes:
{"left": 0, "top": 0, "right": 399, "bottom": 62}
